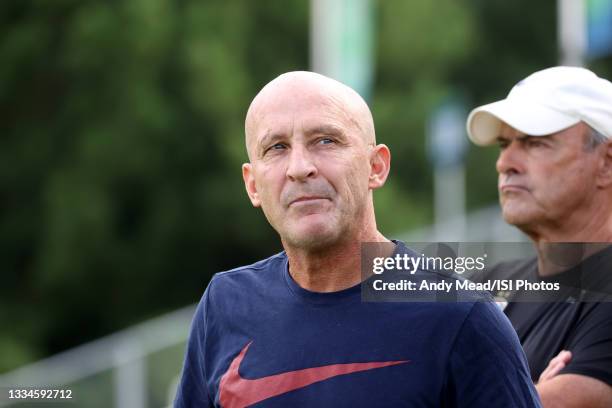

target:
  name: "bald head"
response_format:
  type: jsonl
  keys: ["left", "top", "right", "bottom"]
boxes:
{"left": 244, "top": 71, "right": 375, "bottom": 160}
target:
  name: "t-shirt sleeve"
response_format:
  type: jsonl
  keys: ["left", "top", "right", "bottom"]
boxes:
{"left": 174, "top": 285, "right": 214, "bottom": 408}
{"left": 443, "top": 301, "right": 542, "bottom": 408}
{"left": 560, "top": 303, "right": 612, "bottom": 385}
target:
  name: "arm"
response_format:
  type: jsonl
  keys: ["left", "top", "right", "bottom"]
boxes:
{"left": 444, "top": 302, "right": 542, "bottom": 407}
{"left": 174, "top": 287, "right": 215, "bottom": 408}
{"left": 535, "top": 302, "right": 612, "bottom": 407}
{"left": 537, "top": 350, "right": 612, "bottom": 407}
{"left": 537, "top": 374, "right": 612, "bottom": 408}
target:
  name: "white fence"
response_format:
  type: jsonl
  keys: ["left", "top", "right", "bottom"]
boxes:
{"left": 0, "top": 305, "right": 196, "bottom": 408}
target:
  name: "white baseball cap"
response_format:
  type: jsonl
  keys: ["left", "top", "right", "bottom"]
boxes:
{"left": 466, "top": 66, "right": 612, "bottom": 146}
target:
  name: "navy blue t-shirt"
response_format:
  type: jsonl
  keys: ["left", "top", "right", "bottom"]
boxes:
{"left": 175, "top": 243, "right": 541, "bottom": 407}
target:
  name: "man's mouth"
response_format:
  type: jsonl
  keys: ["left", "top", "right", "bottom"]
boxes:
{"left": 289, "top": 196, "right": 329, "bottom": 206}
{"left": 499, "top": 184, "right": 529, "bottom": 194}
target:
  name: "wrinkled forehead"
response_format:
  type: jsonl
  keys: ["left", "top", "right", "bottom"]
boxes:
{"left": 244, "top": 72, "right": 374, "bottom": 157}
{"left": 249, "top": 88, "right": 357, "bottom": 135}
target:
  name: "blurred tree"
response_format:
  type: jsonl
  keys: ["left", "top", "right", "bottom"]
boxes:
{"left": 374, "top": 0, "right": 477, "bottom": 231}
{"left": 0, "top": 0, "right": 308, "bottom": 370}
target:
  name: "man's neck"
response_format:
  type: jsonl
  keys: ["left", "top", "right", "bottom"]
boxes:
{"left": 534, "top": 242, "right": 610, "bottom": 277}
{"left": 284, "top": 230, "right": 390, "bottom": 293}
{"left": 524, "top": 199, "right": 612, "bottom": 243}
{"left": 525, "top": 203, "right": 612, "bottom": 276}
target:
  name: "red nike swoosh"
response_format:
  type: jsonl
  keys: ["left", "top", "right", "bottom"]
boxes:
{"left": 218, "top": 341, "right": 409, "bottom": 408}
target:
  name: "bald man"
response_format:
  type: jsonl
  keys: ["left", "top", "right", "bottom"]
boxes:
{"left": 174, "top": 72, "right": 541, "bottom": 407}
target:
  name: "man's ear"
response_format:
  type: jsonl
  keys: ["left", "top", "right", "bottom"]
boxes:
{"left": 368, "top": 144, "right": 391, "bottom": 190}
{"left": 242, "top": 163, "right": 262, "bottom": 207}
{"left": 596, "top": 141, "right": 612, "bottom": 189}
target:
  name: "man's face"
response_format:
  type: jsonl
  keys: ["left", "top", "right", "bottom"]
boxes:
{"left": 242, "top": 82, "right": 379, "bottom": 250}
{"left": 495, "top": 122, "right": 600, "bottom": 231}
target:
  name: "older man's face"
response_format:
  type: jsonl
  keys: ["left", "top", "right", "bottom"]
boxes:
{"left": 495, "top": 122, "right": 601, "bottom": 233}
{"left": 242, "top": 81, "right": 375, "bottom": 250}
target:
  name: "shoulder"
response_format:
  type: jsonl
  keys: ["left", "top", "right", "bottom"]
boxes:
{"left": 207, "top": 251, "right": 287, "bottom": 295}
{"left": 442, "top": 300, "right": 541, "bottom": 406}
{"left": 215, "top": 250, "right": 286, "bottom": 278}
{"left": 191, "top": 251, "right": 287, "bottom": 321}
{"left": 451, "top": 300, "right": 526, "bottom": 364}
{"left": 189, "top": 252, "right": 288, "bottom": 332}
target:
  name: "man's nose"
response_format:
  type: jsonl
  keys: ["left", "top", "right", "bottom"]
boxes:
{"left": 496, "top": 142, "right": 523, "bottom": 175}
{"left": 286, "top": 145, "right": 317, "bottom": 181}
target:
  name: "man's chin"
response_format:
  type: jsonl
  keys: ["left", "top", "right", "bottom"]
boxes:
{"left": 283, "top": 225, "right": 342, "bottom": 251}
{"left": 501, "top": 208, "right": 538, "bottom": 230}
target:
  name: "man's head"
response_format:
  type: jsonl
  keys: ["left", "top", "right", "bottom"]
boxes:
{"left": 466, "top": 67, "right": 612, "bottom": 240}
{"left": 242, "top": 71, "right": 390, "bottom": 251}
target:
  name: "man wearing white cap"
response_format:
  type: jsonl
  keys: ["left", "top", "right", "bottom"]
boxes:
{"left": 467, "top": 66, "right": 612, "bottom": 407}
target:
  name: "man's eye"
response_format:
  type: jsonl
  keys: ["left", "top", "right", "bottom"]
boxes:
{"left": 262, "top": 143, "right": 287, "bottom": 156}
{"left": 497, "top": 141, "right": 509, "bottom": 150}
{"left": 526, "top": 139, "right": 544, "bottom": 148}
{"left": 266, "top": 143, "right": 286, "bottom": 152}
{"left": 318, "top": 138, "right": 335, "bottom": 145}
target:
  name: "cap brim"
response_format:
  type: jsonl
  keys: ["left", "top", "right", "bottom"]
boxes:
{"left": 466, "top": 99, "right": 580, "bottom": 146}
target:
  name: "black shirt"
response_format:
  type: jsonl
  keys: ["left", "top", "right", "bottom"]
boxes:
{"left": 490, "top": 246, "right": 612, "bottom": 385}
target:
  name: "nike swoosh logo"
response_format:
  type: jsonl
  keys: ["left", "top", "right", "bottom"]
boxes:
{"left": 218, "top": 341, "right": 409, "bottom": 408}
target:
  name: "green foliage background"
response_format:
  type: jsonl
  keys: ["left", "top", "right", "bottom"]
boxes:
{"left": 1, "top": 0, "right": 611, "bottom": 372}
